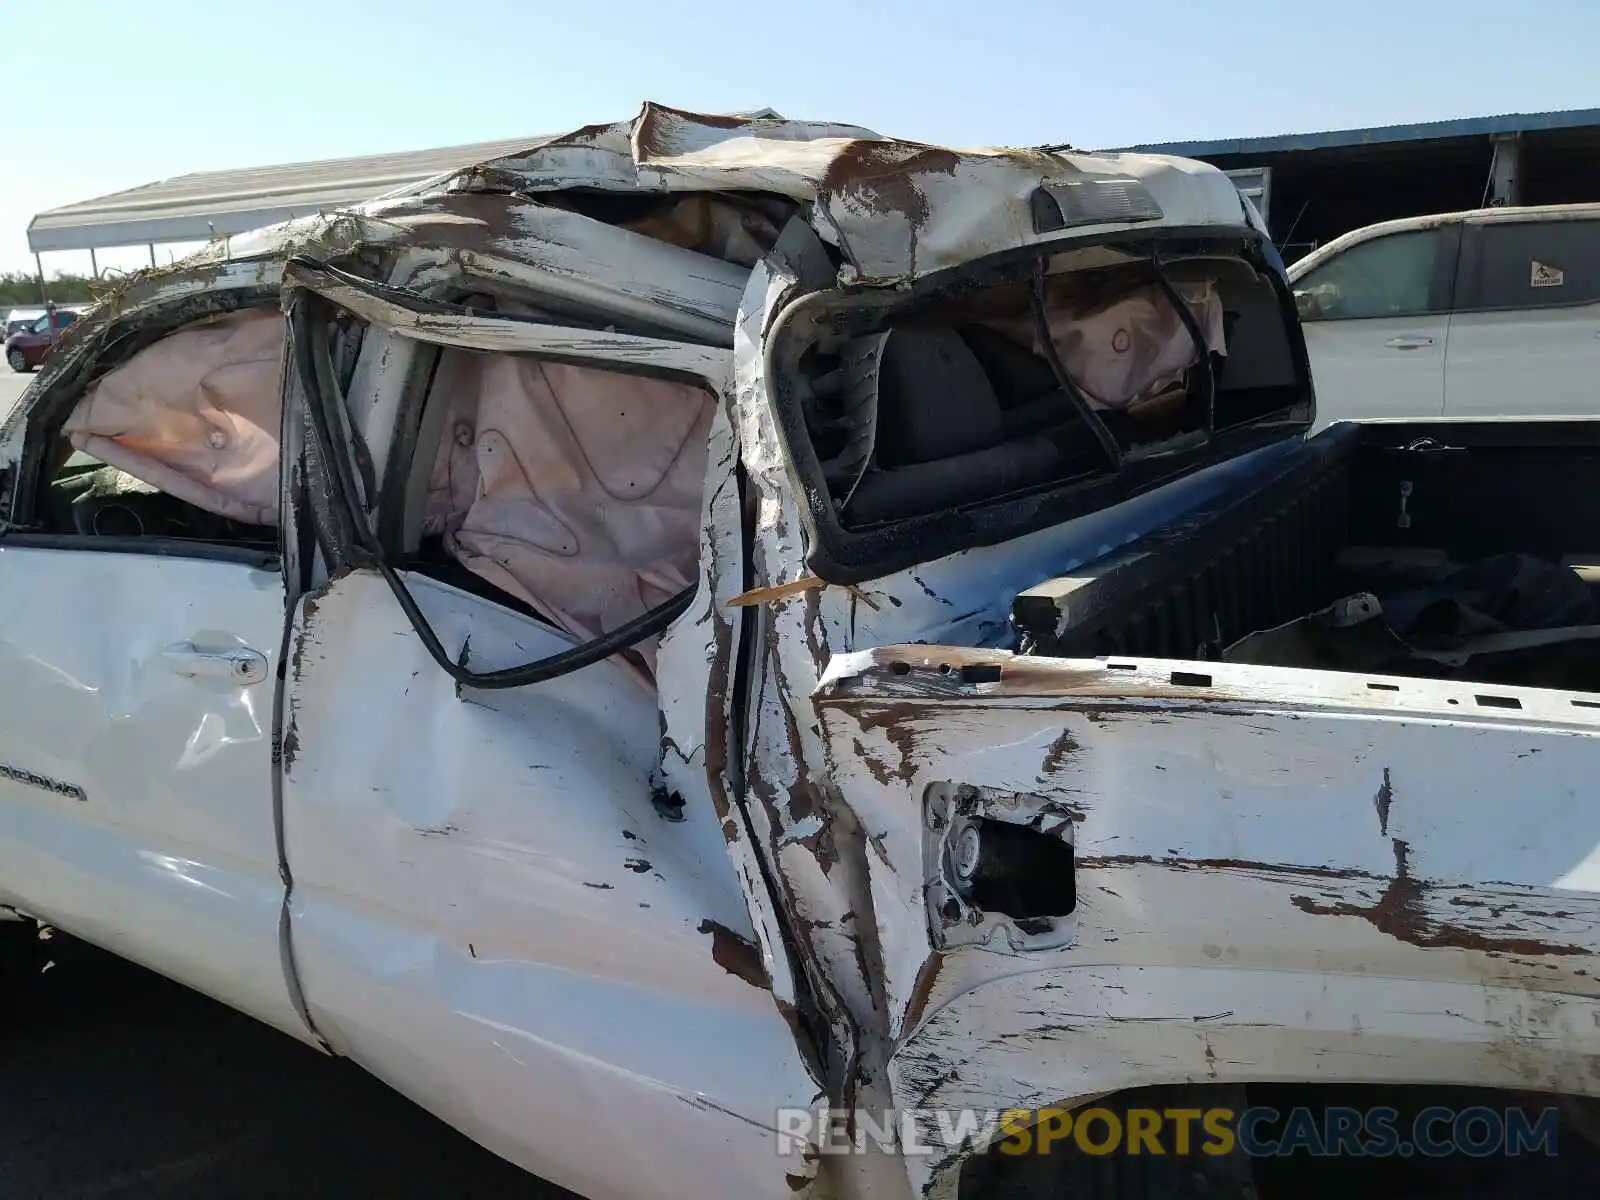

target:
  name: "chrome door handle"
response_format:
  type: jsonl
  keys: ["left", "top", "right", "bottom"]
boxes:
{"left": 162, "top": 643, "right": 269, "bottom": 685}
{"left": 1384, "top": 336, "right": 1434, "bottom": 349}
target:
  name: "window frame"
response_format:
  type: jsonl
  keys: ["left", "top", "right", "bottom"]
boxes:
{"left": 1293, "top": 224, "right": 1462, "bottom": 323}
{"left": 1452, "top": 215, "right": 1600, "bottom": 314}
{"left": 0, "top": 293, "right": 288, "bottom": 570}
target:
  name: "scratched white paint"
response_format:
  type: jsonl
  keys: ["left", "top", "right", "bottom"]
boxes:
{"left": 282, "top": 571, "right": 820, "bottom": 1200}
{"left": 6, "top": 98, "right": 1593, "bottom": 1200}
{"left": 805, "top": 647, "right": 1600, "bottom": 1197}
{"left": 0, "top": 548, "right": 310, "bottom": 1043}
{"left": 894, "top": 966, "right": 1600, "bottom": 1199}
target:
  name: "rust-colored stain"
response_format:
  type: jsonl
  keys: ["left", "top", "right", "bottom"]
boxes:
{"left": 787, "top": 781, "right": 818, "bottom": 825}
{"left": 280, "top": 716, "right": 300, "bottom": 771}
{"left": 1374, "top": 767, "right": 1394, "bottom": 837}
{"left": 853, "top": 703, "right": 923, "bottom": 782}
{"left": 1291, "top": 839, "right": 1588, "bottom": 957}
{"left": 852, "top": 737, "right": 893, "bottom": 787}
{"left": 901, "top": 952, "right": 948, "bottom": 1034}
{"left": 702, "top": 602, "right": 733, "bottom": 809}
{"left": 819, "top": 143, "right": 960, "bottom": 228}
{"left": 290, "top": 593, "right": 322, "bottom": 684}
{"left": 698, "top": 919, "right": 772, "bottom": 989}
{"left": 793, "top": 805, "right": 839, "bottom": 876}
{"left": 803, "top": 587, "right": 826, "bottom": 669}
{"left": 1040, "top": 728, "right": 1080, "bottom": 776}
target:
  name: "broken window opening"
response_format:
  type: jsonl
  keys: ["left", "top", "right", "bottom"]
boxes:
{"left": 34, "top": 306, "right": 287, "bottom": 556}
{"left": 545, "top": 190, "right": 803, "bottom": 270}
{"left": 766, "top": 233, "right": 1308, "bottom": 582}
{"left": 290, "top": 290, "right": 701, "bottom": 691}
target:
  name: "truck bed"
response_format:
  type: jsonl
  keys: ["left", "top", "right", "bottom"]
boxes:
{"left": 1013, "top": 420, "right": 1600, "bottom": 693}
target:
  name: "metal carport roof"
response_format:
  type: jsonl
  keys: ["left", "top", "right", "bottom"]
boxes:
{"left": 1113, "top": 106, "right": 1600, "bottom": 159}
{"left": 25, "top": 134, "right": 548, "bottom": 254}
{"left": 34, "top": 106, "right": 1600, "bottom": 255}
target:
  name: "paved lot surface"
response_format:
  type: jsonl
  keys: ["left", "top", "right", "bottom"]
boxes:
{"left": 1, "top": 935, "right": 576, "bottom": 1199}
{"left": 0, "top": 371, "right": 30, "bottom": 420}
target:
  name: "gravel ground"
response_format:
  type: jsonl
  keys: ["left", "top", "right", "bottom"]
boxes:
{"left": 0, "top": 933, "right": 576, "bottom": 1200}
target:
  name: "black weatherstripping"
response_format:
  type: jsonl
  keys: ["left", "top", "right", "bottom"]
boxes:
{"left": 286, "top": 276, "right": 694, "bottom": 690}
{"left": 1029, "top": 259, "right": 1120, "bottom": 470}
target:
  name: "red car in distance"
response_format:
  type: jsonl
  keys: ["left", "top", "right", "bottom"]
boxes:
{"left": 6, "top": 307, "right": 79, "bottom": 373}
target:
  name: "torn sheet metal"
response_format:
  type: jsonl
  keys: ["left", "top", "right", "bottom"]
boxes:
{"left": 807, "top": 645, "right": 1600, "bottom": 1196}
{"left": 282, "top": 257, "right": 733, "bottom": 377}
{"left": 431, "top": 101, "right": 1251, "bottom": 284}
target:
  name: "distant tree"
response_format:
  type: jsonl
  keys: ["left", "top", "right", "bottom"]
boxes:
{"left": 0, "top": 271, "right": 116, "bottom": 308}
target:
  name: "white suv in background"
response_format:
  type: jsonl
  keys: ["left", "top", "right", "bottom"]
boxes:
{"left": 1289, "top": 203, "right": 1600, "bottom": 427}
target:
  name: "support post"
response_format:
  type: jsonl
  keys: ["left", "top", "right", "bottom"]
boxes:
{"left": 1489, "top": 133, "right": 1522, "bottom": 207}
{"left": 34, "top": 252, "right": 47, "bottom": 305}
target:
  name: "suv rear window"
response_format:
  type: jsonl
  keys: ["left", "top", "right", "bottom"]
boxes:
{"left": 1460, "top": 217, "right": 1600, "bottom": 310}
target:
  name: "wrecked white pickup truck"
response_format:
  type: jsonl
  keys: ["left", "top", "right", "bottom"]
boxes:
{"left": 1, "top": 103, "right": 1598, "bottom": 1200}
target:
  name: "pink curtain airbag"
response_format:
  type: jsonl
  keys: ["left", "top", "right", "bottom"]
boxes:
{"left": 62, "top": 310, "right": 285, "bottom": 526}
{"left": 990, "top": 280, "right": 1226, "bottom": 412}
{"left": 433, "top": 354, "right": 712, "bottom": 674}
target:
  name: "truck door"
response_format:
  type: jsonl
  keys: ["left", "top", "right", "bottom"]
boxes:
{"left": 0, "top": 310, "right": 307, "bottom": 1042}
{"left": 274, "top": 289, "right": 820, "bottom": 1200}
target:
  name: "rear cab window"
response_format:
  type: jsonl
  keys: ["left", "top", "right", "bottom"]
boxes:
{"left": 766, "top": 227, "right": 1312, "bottom": 583}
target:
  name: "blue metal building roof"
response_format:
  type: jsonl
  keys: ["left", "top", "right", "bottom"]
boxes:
{"left": 1110, "top": 107, "right": 1600, "bottom": 158}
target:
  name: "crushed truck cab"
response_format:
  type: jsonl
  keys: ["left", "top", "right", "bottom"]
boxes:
{"left": 0, "top": 103, "right": 1596, "bottom": 1200}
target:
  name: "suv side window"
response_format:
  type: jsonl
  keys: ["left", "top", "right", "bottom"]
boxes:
{"left": 1293, "top": 229, "right": 1450, "bottom": 321}
{"left": 1459, "top": 218, "right": 1600, "bottom": 310}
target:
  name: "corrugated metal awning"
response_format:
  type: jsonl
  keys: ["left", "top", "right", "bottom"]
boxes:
{"left": 1110, "top": 107, "right": 1600, "bottom": 160}
{"left": 25, "top": 135, "right": 550, "bottom": 253}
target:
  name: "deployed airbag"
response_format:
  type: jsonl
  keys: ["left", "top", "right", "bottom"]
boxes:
{"left": 991, "top": 278, "right": 1226, "bottom": 413}
{"left": 427, "top": 353, "right": 712, "bottom": 673}
{"left": 60, "top": 312, "right": 711, "bottom": 680}
{"left": 62, "top": 309, "right": 285, "bottom": 526}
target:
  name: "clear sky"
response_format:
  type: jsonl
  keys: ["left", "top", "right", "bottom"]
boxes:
{"left": 1, "top": 0, "right": 1596, "bottom": 276}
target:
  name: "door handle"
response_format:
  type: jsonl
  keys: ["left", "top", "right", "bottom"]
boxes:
{"left": 162, "top": 643, "right": 269, "bottom": 685}
{"left": 1384, "top": 336, "right": 1435, "bottom": 349}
